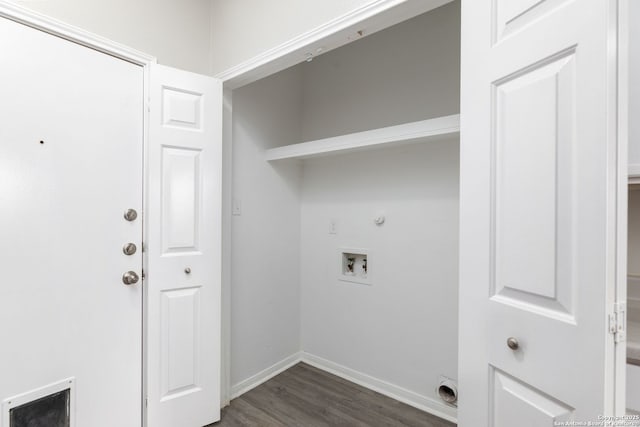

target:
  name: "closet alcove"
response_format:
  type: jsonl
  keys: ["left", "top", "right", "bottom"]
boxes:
{"left": 226, "top": 1, "right": 461, "bottom": 419}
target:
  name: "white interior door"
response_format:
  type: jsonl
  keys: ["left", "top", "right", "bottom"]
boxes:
{"left": 459, "top": 0, "right": 623, "bottom": 425}
{"left": 147, "top": 64, "right": 222, "bottom": 427}
{"left": 0, "top": 16, "right": 143, "bottom": 427}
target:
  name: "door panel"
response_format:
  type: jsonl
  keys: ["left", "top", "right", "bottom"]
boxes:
{"left": 162, "top": 147, "right": 202, "bottom": 253}
{"left": 494, "top": 50, "right": 576, "bottom": 319}
{"left": 161, "top": 287, "right": 201, "bottom": 398}
{"left": 460, "top": 0, "right": 621, "bottom": 425}
{"left": 0, "top": 16, "right": 143, "bottom": 427}
{"left": 491, "top": 368, "right": 573, "bottom": 424}
{"left": 494, "top": 0, "right": 571, "bottom": 43}
{"left": 147, "top": 64, "right": 222, "bottom": 427}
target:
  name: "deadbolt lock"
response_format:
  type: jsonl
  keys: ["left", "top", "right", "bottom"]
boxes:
{"left": 123, "top": 243, "right": 137, "bottom": 255}
{"left": 124, "top": 209, "right": 138, "bottom": 222}
{"left": 122, "top": 271, "right": 140, "bottom": 286}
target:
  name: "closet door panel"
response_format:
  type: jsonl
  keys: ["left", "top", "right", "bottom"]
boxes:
{"left": 491, "top": 368, "right": 573, "bottom": 424}
{"left": 160, "top": 287, "right": 202, "bottom": 398}
{"left": 148, "top": 64, "right": 222, "bottom": 427}
{"left": 162, "top": 147, "right": 202, "bottom": 253}
{"left": 493, "top": 51, "right": 576, "bottom": 316}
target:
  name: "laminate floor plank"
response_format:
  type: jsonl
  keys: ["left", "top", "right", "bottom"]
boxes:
{"left": 284, "top": 364, "right": 453, "bottom": 427}
{"left": 218, "top": 398, "right": 283, "bottom": 427}
{"left": 273, "top": 375, "right": 379, "bottom": 427}
{"left": 242, "top": 382, "right": 333, "bottom": 426}
{"left": 272, "top": 368, "right": 412, "bottom": 426}
{"left": 283, "top": 364, "right": 438, "bottom": 424}
{"left": 213, "top": 363, "right": 456, "bottom": 427}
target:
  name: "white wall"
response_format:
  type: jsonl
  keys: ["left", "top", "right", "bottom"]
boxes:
{"left": 230, "top": 66, "right": 304, "bottom": 387}
{"left": 209, "top": 0, "right": 381, "bottom": 74}
{"left": 630, "top": 0, "right": 640, "bottom": 172}
{"left": 300, "top": 141, "right": 459, "bottom": 403}
{"left": 9, "top": 0, "right": 212, "bottom": 74}
{"left": 627, "top": 4, "right": 640, "bottom": 315}
{"left": 230, "top": 1, "right": 460, "bottom": 410}
{"left": 299, "top": 0, "right": 460, "bottom": 406}
{"left": 630, "top": 189, "right": 640, "bottom": 276}
{"left": 300, "top": 2, "right": 460, "bottom": 141}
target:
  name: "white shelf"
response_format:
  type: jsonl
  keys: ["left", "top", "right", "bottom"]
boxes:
{"left": 265, "top": 114, "right": 460, "bottom": 161}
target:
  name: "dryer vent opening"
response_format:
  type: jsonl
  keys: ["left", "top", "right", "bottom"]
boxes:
{"left": 437, "top": 377, "right": 458, "bottom": 406}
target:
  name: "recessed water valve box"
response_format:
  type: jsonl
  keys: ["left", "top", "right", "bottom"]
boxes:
{"left": 339, "top": 248, "right": 371, "bottom": 285}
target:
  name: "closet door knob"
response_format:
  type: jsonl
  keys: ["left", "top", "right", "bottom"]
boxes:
{"left": 507, "top": 337, "right": 519, "bottom": 350}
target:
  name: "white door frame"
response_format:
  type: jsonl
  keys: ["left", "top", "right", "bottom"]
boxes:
{"left": 0, "top": 1, "right": 155, "bottom": 424}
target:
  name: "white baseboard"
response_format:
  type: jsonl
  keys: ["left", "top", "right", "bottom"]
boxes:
{"left": 230, "top": 352, "right": 302, "bottom": 399}
{"left": 229, "top": 351, "right": 457, "bottom": 424}
{"left": 301, "top": 352, "right": 458, "bottom": 424}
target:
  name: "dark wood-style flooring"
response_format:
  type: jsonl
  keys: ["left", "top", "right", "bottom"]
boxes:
{"left": 212, "top": 362, "right": 456, "bottom": 427}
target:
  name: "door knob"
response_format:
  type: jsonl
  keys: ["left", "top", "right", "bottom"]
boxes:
{"left": 122, "top": 271, "right": 140, "bottom": 285}
{"left": 122, "top": 243, "right": 137, "bottom": 255}
{"left": 123, "top": 209, "right": 138, "bottom": 222}
{"left": 507, "top": 337, "right": 519, "bottom": 350}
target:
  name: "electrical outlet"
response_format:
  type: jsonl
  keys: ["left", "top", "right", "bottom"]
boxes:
{"left": 329, "top": 219, "right": 337, "bottom": 234}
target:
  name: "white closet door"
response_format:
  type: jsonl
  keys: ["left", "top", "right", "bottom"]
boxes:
{"left": 0, "top": 16, "right": 143, "bottom": 427}
{"left": 459, "top": 0, "right": 623, "bottom": 425}
{"left": 147, "top": 64, "right": 222, "bottom": 427}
